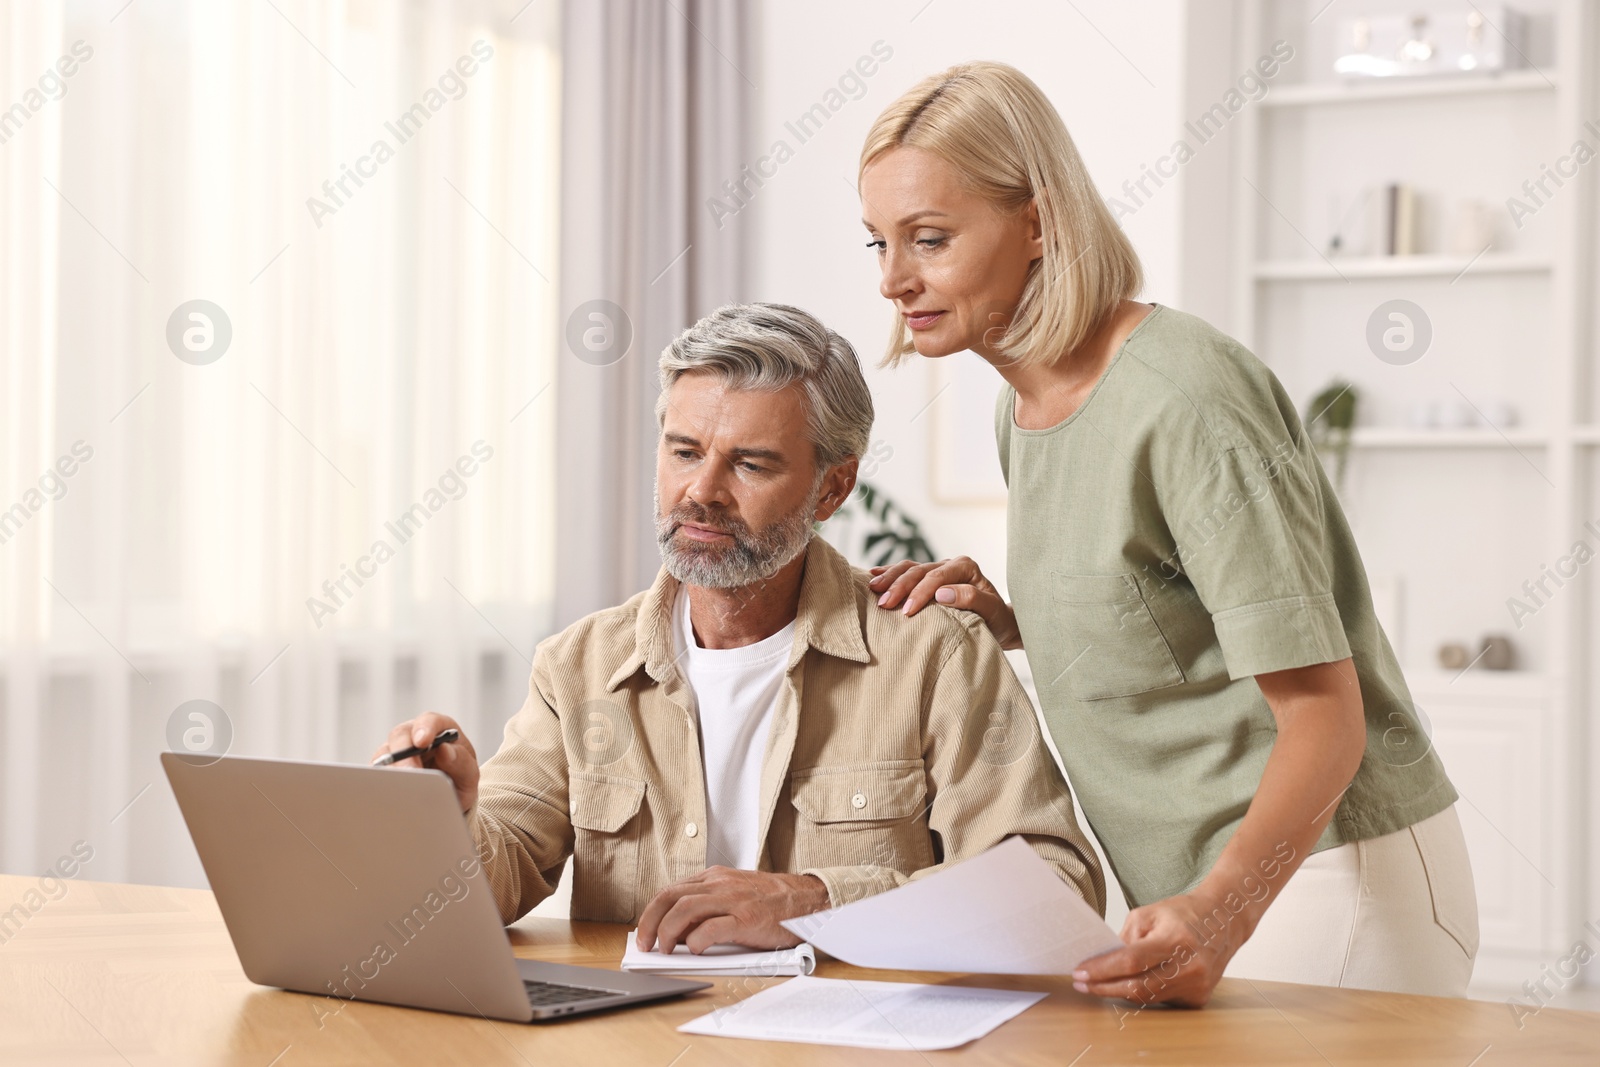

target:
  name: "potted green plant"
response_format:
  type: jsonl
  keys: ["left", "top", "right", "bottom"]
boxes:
{"left": 824, "top": 481, "right": 937, "bottom": 566}
{"left": 1305, "top": 380, "right": 1360, "bottom": 492}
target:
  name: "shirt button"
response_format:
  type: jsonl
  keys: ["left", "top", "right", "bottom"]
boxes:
{"left": 685, "top": 822, "right": 698, "bottom": 838}
{"left": 851, "top": 793, "right": 866, "bottom": 809}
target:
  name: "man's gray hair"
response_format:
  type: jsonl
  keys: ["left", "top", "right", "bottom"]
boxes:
{"left": 655, "top": 303, "right": 875, "bottom": 470}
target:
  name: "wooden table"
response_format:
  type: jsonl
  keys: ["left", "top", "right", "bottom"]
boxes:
{"left": 0, "top": 875, "right": 1594, "bottom": 1065}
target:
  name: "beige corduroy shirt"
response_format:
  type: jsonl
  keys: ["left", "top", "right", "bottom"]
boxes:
{"left": 467, "top": 535, "right": 1105, "bottom": 925}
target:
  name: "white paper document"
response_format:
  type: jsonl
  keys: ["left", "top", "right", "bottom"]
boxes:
{"left": 621, "top": 931, "right": 816, "bottom": 976}
{"left": 678, "top": 975, "right": 1044, "bottom": 1050}
{"left": 780, "top": 836, "right": 1124, "bottom": 974}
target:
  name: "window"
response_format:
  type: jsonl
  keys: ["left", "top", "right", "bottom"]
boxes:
{"left": 0, "top": 0, "right": 559, "bottom": 885}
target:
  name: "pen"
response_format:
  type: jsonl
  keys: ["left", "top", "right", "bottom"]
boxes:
{"left": 372, "top": 728, "right": 460, "bottom": 767}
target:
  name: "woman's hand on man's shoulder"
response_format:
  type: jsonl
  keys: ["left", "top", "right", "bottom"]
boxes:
{"left": 867, "top": 556, "right": 1023, "bottom": 650}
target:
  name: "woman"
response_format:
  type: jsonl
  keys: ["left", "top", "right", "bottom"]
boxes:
{"left": 858, "top": 62, "right": 1477, "bottom": 1006}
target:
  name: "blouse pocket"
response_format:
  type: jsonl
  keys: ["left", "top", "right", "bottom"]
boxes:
{"left": 789, "top": 759, "right": 933, "bottom": 879}
{"left": 1050, "top": 572, "right": 1186, "bottom": 701}
{"left": 567, "top": 770, "right": 646, "bottom": 922}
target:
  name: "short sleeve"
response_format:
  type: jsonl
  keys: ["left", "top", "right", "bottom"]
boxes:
{"left": 1169, "top": 443, "right": 1352, "bottom": 679}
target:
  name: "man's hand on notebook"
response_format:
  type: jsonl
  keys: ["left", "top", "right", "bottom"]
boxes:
{"left": 635, "top": 867, "right": 831, "bottom": 955}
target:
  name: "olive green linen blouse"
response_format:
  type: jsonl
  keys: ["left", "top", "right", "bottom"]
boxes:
{"left": 994, "top": 304, "right": 1456, "bottom": 907}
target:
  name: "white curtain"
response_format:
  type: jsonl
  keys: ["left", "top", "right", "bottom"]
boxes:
{"left": 555, "top": 0, "right": 752, "bottom": 623}
{"left": 0, "top": 0, "right": 561, "bottom": 888}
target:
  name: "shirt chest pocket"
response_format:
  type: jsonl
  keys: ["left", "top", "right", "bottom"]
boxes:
{"left": 788, "top": 759, "right": 934, "bottom": 877}
{"left": 568, "top": 771, "right": 646, "bottom": 922}
{"left": 1051, "top": 572, "right": 1185, "bottom": 701}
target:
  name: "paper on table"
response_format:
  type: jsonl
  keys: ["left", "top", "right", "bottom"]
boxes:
{"left": 621, "top": 931, "right": 815, "bottom": 976}
{"left": 678, "top": 975, "right": 1044, "bottom": 1050}
{"left": 780, "top": 836, "right": 1123, "bottom": 974}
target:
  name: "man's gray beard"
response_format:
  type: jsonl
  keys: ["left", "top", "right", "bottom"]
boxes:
{"left": 655, "top": 481, "right": 821, "bottom": 590}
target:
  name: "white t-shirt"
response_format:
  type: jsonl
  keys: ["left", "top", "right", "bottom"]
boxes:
{"left": 670, "top": 586, "right": 796, "bottom": 871}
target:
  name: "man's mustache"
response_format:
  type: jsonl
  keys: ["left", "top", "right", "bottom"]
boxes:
{"left": 666, "top": 501, "right": 747, "bottom": 540}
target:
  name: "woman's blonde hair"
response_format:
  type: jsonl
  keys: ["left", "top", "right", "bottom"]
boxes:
{"left": 860, "top": 61, "right": 1142, "bottom": 369}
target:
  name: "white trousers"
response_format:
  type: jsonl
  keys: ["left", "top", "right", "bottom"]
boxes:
{"left": 1225, "top": 805, "right": 1479, "bottom": 996}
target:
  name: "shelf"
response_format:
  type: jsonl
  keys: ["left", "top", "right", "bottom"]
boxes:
{"left": 1254, "top": 254, "right": 1553, "bottom": 282}
{"left": 1403, "top": 667, "right": 1548, "bottom": 705}
{"left": 1263, "top": 69, "right": 1557, "bottom": 107}
{"left": 1348, "top": 428, "right": 1548, "bottom": 449}
{"left": 1576, "top": 427, "right": 1600, "bottom": 444}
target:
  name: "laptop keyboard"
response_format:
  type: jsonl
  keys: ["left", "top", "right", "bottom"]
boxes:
{"left": 524, "top": 979, "right": 625, "bottom": 1006}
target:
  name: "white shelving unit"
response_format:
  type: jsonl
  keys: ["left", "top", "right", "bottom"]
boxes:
{"left": 1262, "top": 65, "right": 1557, "bottom": 106}
{"left": 1253, "top": 252, "right": 1552, "bottom": 280}
{"left": 1223, "top": 0, "right": 1596, "bottom": 988}
{"left": 1348, "top": 427, "right": 1551, "bottom": 448}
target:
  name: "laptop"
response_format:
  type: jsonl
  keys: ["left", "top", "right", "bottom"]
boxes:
{"left": 161, "top": 752, "right": 711, "bottom": 1021}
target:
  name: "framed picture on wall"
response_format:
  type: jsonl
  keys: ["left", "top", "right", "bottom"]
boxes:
{"left": 927, "top": 355, "right": 1008, "bottom": 505}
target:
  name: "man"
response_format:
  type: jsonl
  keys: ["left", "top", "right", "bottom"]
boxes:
{"left": 375, "top": 303, "right": 1104, "bottom": 954}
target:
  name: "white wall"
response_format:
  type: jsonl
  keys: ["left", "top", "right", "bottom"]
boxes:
{"left": 747, "top": 0, "right": 1189, "bottom": 601}
{"left": 742, "top": 0, "right": 1191, "bottom": 923}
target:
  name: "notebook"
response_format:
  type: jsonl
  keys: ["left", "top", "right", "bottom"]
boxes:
{"left": 622, "top": 932, "right": 816, "bottom": 976}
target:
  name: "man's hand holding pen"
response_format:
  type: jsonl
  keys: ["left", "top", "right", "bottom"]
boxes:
{"left": 371, "top": 713, "right": 479, "bottom": 816}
